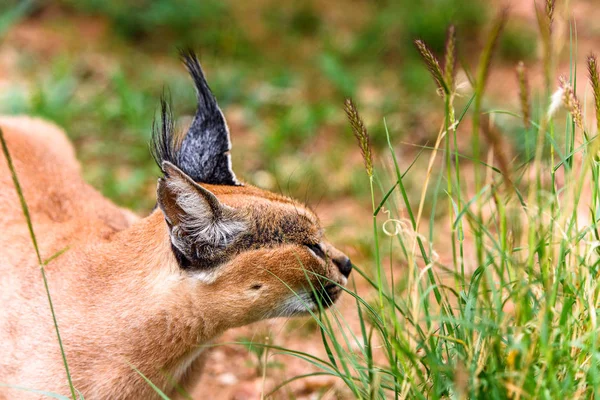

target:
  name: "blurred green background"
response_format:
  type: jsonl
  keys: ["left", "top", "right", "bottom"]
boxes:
{"left": 0, "top": 0, "right": 539, "bottom": 214}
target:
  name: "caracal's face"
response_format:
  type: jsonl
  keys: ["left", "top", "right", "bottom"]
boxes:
{"left": 193, "top": 184, "right": 352, "bottom": 323}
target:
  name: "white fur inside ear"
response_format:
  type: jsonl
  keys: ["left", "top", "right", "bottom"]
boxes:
{"left": 167, "top": 179, "right": 246, "bottom": 246}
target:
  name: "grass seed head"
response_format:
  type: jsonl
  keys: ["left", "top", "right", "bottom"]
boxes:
{"left": 414, "top": 39, "right": 449, "bottom": 96}
{"left": 344, "top": 98, "right": 373, "bottom": 177}
{"left": 516, "top": 61, "right": 531, "bottom": 129}
{"left": 558, "top": 76, "right": 584, "bottom": 130}
{"left": 477, "top": 8, "right": 508, "bottom": 95}
{"left": 587, "top": 53, "right": 600, "bottom": 133}
{"left": 536, "top": 0, "right": 554, "bottom": 38}
{"left": 444, "top": 25, "right": 457, "bottom": 92}
{"left": 536, "top": 1, "right": 553, "bottom": 88}
{"left": 546, "top": 0, "right": 555, "bottom": 28}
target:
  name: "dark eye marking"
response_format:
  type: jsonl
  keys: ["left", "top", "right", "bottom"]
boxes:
{"left": 305, "top": 243, "right": 325, "bottom": 259}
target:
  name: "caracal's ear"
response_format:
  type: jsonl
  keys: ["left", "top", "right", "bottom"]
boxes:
{"left": 157, "top": 161, "right": 246, "bottom": 268}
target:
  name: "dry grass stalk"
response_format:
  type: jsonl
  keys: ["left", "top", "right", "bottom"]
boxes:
{"left": 414, "top": 39, "right": 449, "bottom": 95}
{"left": 516, "top": 61, "right": 531, "bottom": 129}
{"left": 587, "top": 53, "right": 600, "bottom": 133}
{"left": 481, "top": 113, "right": 514, "bottom": 190}
{"left": 344, "top": 98, "right": 373, "bottom": 177}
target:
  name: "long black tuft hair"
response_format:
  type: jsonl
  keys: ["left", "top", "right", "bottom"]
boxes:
{"left": 150, "top": 90, "right": 176, "bottom": 171}
{"left": 150, "top": 49, "right": 240, "bottom": 186}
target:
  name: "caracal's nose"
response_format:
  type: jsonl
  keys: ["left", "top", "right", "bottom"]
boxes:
{"left": 334, "top": 255, "right": 352, "bottom": 277}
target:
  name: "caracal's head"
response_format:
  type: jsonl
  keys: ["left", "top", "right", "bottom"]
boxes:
{"left": 152, "top": 50, "right": 351, "bottom": 327}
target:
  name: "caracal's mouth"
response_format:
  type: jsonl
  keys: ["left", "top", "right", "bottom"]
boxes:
{"left": 309, "top": 283, "right": 343, "bottom": 308}
{"left": 275, "top": 280, "right": 346, "bottom": 317}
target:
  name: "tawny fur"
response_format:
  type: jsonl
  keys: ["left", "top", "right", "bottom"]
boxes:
{"left": 0, "top": 116, "right": 349, "bottom": 399}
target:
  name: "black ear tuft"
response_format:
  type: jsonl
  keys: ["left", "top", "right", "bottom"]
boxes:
{"left": 150, "top": 91, "right": 176, "bottom": 171}
{"left": 178, "top": 49, "right": 239, "bottom": 186}
{"left": 179, "top": 48, "right": 219, "bottom": 115}
{"left": 151, "top": 49, "right": 240, "bottom": 186}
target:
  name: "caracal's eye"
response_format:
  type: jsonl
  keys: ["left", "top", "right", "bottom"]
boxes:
{"left": 305, "top": 243, "right": 325, "bottom": 259}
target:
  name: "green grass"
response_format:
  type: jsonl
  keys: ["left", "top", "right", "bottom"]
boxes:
{"left": 259, "top": 4, "right": 600, "bottom": 399}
